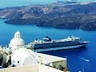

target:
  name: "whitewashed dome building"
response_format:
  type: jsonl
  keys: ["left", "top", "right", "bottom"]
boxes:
{"left": 9, "top": 31, "right": 25, "bottom": 53}
{"left": 11, "top": 48, "right": 38, "bottom": 66}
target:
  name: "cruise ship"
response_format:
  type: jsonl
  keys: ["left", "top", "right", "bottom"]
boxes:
{"left": 27, "top": 35, "right": 88, "bottom": 52}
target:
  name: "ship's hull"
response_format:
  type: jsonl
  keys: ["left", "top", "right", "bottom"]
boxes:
{"left": 28, "top": 36, "right": 88, "bottom": 52}
{"left": 33, "top": 43, "right": 87, "bottom": 52}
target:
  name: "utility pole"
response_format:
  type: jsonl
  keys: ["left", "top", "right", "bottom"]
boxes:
{"left": 79, "top": 65, "right": 84, "bottom": 72}
{"left": 82, "top": 65, "right": 84, "bottom": 72}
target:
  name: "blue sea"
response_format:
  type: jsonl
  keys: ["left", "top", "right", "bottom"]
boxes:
{"left": 0, "top": 0, "right": 96, "bottom": 72}
{"left": 0, "top": 19, "right": 96, "bottom": 72}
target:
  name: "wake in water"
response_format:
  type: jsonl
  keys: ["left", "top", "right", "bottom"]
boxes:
{"left": 80, "top": 57, "right": 89, "bottom": 62}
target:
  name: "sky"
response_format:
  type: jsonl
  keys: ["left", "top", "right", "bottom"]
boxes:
{"left": 0, "top": 0, "right": 96, "bottom": 8}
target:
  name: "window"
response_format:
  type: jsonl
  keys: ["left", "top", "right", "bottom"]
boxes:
{"left": 17, "top": 61, "right": 19, "bottom": 63}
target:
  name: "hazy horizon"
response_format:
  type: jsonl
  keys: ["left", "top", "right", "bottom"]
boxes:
{"left": 0, "top": 0, "right": 96, "bottom": 8}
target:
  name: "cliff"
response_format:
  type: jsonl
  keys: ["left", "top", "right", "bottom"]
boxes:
{"left": 0, "top": 2, "right": 96, "bottom": 30}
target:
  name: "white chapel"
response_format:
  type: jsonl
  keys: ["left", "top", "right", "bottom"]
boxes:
{"left": 9, "top": 31, "right": 25, "bottom": 53}
{"left": 11, "top": 48, "right": 38, "bottom": 66}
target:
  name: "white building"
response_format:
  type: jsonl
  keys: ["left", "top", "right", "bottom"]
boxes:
{"left": 0, "top": 64, "right": 65, "bottom": 72}
{"left": 7, "top": 31, "right": 68, "bottom": 72}
{"left": 9, "top": 31, "right": 25, "bottom": 53}
{"left": 11, "top": 48, "right": 38, "bottom": 66}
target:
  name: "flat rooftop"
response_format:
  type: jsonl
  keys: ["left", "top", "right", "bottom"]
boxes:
{"left": 0, "top": 64, "right": 64, "bottom": 72}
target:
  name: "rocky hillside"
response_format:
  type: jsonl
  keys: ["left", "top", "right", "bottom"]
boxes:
{"left": 0, "top": 2, "right": 96, "bottom": 30}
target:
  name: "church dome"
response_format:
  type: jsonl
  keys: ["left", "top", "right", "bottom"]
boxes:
{"left": 11, "top": 48, "right": 38, "bottom": 66}
{"left": 10, "top": 38, "right": 25, "bottom": 46}
{"left": 9, "top": 31, "right": 25, "bottom": 46}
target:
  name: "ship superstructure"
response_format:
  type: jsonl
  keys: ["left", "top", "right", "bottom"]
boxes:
{"left": 27, "top": 35, "right": 88, "bottom": 52}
